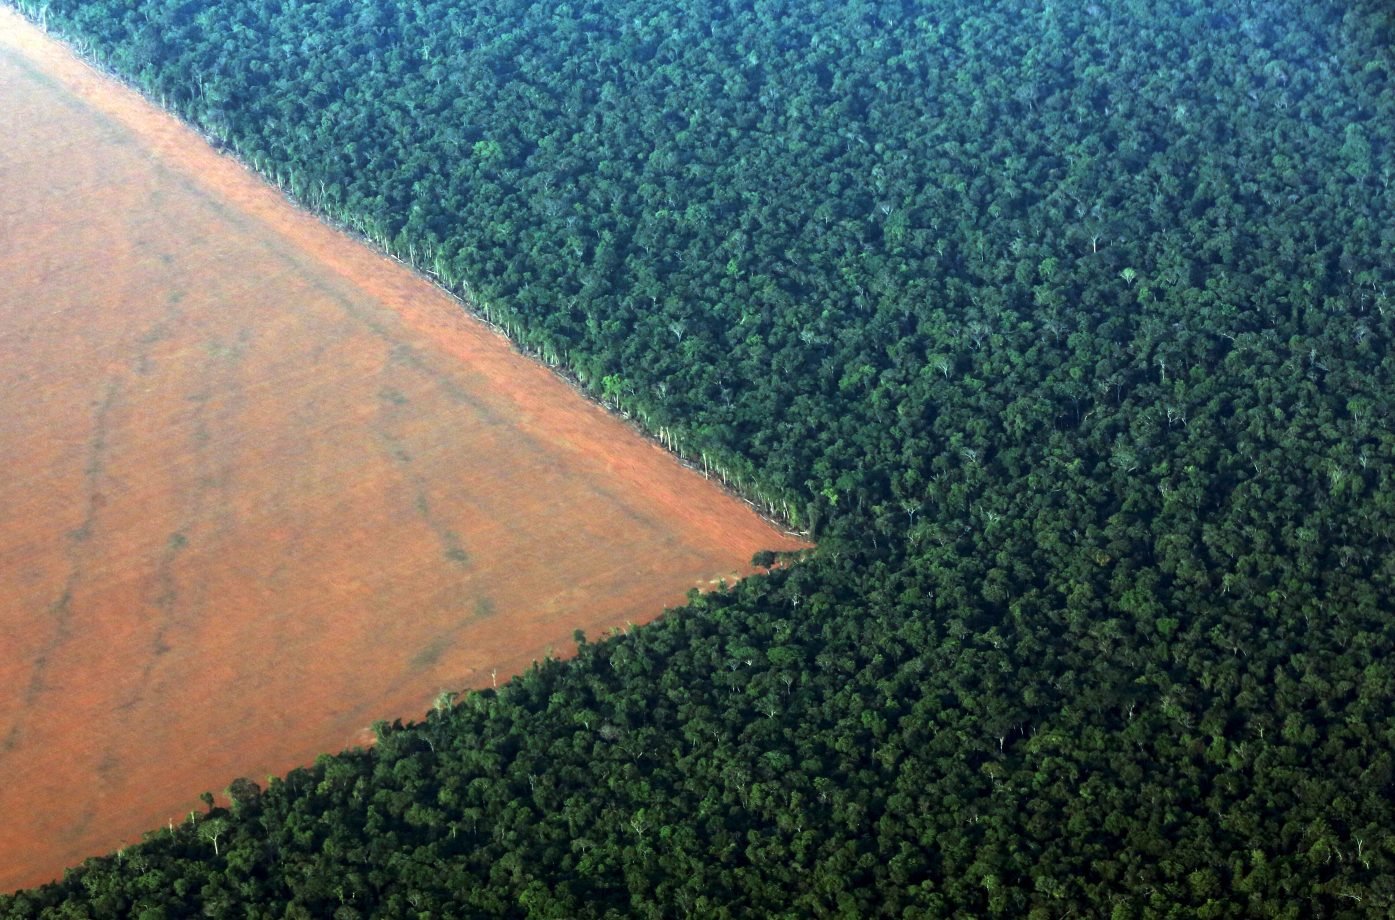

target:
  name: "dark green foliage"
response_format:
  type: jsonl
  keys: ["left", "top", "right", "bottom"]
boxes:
{"left": 4, "top": 0, "right": 1395, "bottom": 915}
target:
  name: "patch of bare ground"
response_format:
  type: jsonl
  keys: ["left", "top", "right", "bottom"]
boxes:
{"left": 0, "top": 10, "right": 807, "bottom": 892}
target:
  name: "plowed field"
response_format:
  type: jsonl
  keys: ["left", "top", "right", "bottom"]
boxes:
{"left": 0, "top": 11, "right": 806, "bottom": 892}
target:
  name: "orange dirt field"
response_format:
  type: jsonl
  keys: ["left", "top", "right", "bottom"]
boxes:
{"left": 0, "top": 11, "right": 807, "bottom": 892}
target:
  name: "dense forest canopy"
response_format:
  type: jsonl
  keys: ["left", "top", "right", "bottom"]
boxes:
{"left": 4, "top": 0, "right": 1395, "bottom": 915}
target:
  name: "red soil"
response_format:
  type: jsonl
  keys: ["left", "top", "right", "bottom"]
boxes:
{"left": 0, "top": 11, "right": 807, "bottom": 892}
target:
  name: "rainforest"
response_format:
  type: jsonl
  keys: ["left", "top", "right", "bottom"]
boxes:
{"left": 3, "top": 0, "right": 1394, "bottom": 916}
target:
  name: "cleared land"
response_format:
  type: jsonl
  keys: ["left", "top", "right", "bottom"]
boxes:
{"left": 0, "top": 11, "right": 806, "bottom": 892}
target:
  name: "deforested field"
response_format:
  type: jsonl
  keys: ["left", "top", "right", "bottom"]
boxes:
{"left": 0, "top": 13, "right": 804, "bottom": 891}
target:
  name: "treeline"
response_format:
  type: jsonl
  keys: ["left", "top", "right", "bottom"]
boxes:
{"left": 4, "top": 0, "right": 1395, "bottom": 915}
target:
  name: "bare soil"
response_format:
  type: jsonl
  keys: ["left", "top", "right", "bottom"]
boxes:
{"left": 0, "top": 10, "right": 807, "bottom": 892}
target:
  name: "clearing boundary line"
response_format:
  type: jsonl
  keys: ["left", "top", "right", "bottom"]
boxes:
{"left": 0, "top": 9, "right": 807, "bottom": 892}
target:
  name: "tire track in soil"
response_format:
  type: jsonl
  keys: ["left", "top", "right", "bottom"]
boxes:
{"left": 371, "top": 376, "right": 491, "bottom": 687}
{"left": 118, "top": 392, "right": 208, "bottom": 713}
{"left": 6, "top": 378, "right": 120, "bottom": 748}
